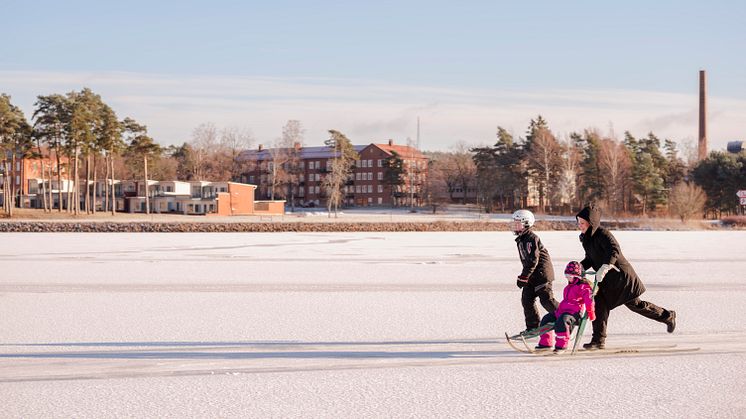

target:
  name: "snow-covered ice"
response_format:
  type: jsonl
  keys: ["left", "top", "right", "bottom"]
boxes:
{"left": 1, "top": 231, "right": 745, "bottom": 418}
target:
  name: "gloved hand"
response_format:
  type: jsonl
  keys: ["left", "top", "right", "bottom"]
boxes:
{"left": 516, "top": 275, "right": 529, "bottom": 288}
{"left": 596, "top": 264, "right": 615, "bottom": 282}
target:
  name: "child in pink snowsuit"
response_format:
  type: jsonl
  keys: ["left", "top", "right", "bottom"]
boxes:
{"left": 536, "top": 261, "right": 596, "bottom": 353}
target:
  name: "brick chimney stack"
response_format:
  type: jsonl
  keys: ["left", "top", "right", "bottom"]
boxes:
{"left": 698, "top": 70, "right": 707, "bottom": 161}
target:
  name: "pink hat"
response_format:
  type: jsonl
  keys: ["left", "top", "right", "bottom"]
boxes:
{"left": 564, "top": 261, "right": 582, "bottom": 277}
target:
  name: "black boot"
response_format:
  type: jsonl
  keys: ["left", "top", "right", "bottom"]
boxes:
{"left": 582, "top": 341, "right": 605, "bottom": 350}
{"left": 666, "top": 310, "right": 676, "bottom": 333}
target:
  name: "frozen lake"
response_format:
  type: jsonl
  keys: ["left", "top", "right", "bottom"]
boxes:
{"left": 1, "top": 231, "right": 745, "bottom": 418}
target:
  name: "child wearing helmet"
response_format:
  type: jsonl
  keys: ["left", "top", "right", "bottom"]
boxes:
{"left": 534, "top": 261, "right": 596, "bottom": 353}
{"left": 512, "top": 209, "right": 558, "bottom": 333}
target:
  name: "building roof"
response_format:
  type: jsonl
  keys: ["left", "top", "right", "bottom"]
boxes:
{"left": 240, "top": 144, "right": 416, "bottom": 161}
{"left": 369, "top": 143, "right": 427, "bottom": 159}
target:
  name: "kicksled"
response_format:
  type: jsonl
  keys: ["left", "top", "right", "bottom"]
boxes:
{"left": 504, "top": 310, "right": 594, "bottom": 355}
{"left": 506, "top": 270, "right": 599, "bottom": 355}
{"left": 505, "top": 270, "right": 699, "bottom": 356}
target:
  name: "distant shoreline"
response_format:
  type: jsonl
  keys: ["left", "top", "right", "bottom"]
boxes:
{"left": 0, "top": 219, "right": 730, "bottom": 232}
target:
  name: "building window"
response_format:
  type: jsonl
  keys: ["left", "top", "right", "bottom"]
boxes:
{"left": 315, "top": 186, "right": 320, "bottom": 194}
{"left": 378, "top": 159, "right": 383, "bottom": 167}
{"left": 368, "top": 197, "right": 372, "bottom": 204}
{"left": 378, "top": 197, "right": 383, "bottom": 204}
{"left": 249, "top": 176, "right": 255, "bottom": 183}
{"left": 377, "top": 185, "right": 383, "bottom": 193}
{"left": 377, "top": 172, "right": 383, "bottom": 181}
{"left": 368, "top": 185, "right": 373, "bottom": 193}
{"left": 367, "top": 159, "right": 373, "bottom": 168}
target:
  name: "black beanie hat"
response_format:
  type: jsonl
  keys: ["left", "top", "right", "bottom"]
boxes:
{"left": 576, "top": 206, "right": 591, "bottom": 223}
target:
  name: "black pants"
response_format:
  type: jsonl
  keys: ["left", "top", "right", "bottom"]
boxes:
{"left": 591, "top": 295, "right": 671, "bottom": 343}
{"left": 540, "top": 311, "right": 581, "bottom": 334}
{"left": 521, "top": 282, "right": 558, "bottom": 329}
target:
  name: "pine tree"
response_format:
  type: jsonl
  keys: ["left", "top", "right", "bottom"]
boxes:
{"left": 383, "top": 150, "right": 405, "bottom": 206}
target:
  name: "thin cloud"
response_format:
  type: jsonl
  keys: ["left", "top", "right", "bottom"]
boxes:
{"left": 1, "top": 70, "right": 743, "bottom": 150}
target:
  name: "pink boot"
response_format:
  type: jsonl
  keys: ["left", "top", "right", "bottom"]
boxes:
{"left": 538, "top": 331, "right": 555, "bottom": 348}
{"left": 555, "top": 331, "right": 570, "bottom": 349}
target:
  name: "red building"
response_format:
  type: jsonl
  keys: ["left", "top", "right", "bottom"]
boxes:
{"left": 239, "top": 140, "right": 428, "bottom": 208}
{"left": 1, "top": 150, "right": 72, "bottom": 209}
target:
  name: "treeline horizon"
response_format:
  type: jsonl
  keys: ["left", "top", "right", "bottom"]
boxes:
{"left": 2, "top": 88, "right": 744, "bottom": 219}
{"left": 425, "top": 115, "right": 745, "bottom": 219}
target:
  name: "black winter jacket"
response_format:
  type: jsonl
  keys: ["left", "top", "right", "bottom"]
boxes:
{"left": 576, "top": 204, "right": 645, "bottom": 308}
{"left": 515, "top": 228, "right": 554, "bottom": 285}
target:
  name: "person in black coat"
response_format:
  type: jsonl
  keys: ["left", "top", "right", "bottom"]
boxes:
{"left": 576, "top": 204, "right": 676, "bottom": 349}
{"left": 512, "top": 209, "right": 558, "bottom": 332}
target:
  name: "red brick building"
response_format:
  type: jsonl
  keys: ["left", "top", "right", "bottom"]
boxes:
{"left": 1, "top": 150, "right": 72, "bottom": 209}
{"left": 239, "top": 140, "right": 428, "bottom": 208}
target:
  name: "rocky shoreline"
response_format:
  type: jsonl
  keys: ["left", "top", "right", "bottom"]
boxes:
{"left": 0, "top": 220, "right": 722, "bottom": 233}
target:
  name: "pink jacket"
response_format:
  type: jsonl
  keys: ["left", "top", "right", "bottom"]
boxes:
{"left": 556, "top": 277, "right": 595, "bottom": 320}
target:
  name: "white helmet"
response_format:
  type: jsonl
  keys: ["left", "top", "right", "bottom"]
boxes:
{"left": 512, "top": 209, "right": 535, "bottom": 229}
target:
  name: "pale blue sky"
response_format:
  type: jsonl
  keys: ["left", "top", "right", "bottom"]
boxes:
{"left": 3, "top": 1, "right": 745, "bottom": 151}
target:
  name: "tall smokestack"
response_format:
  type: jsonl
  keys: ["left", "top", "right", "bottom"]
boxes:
{"left": 698, "top": 70, "right": 707, "bottom": 160}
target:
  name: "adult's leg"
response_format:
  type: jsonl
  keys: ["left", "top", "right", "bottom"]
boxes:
{"left": 536, "top": 282, "right": 559, "bottom": 314}
{"left": 590, "top": 294, "right": 610, "bottom": 343}
{"left": 521, "top": 286, "right": 540, "bottom": 329}
{"left": 625, "top": 298, "right": 671, "bottom": 323}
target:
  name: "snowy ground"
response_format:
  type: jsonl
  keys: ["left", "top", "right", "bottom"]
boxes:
{"left": 1, "top": 231, "right": 745, "bottom": 418}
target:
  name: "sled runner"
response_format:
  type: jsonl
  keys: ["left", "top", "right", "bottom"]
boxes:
{"left": 505, "top": 270, "right": 597, "bottom": 355}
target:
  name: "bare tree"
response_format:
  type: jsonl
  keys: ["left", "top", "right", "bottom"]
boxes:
{"left": 191, "top": 122, "right": 219, "bottom": 180}
{"left": 422, "top": 152, "right": 451, "bottom": 213}
{"left": 526, "top": 127, "right": 561, "bottom": 212}
{"left": 280, "top": 120, "right": 304, "bottom": 210}
{"left": 669, "top": 182, "right": 706, "bottom": 222}
{"left": 553, "top": 137, "right": 581, "bottom": 212}
{"left": 450, "top": 142, "right": 477, "bottom": 204}
{"left": 267, "top": 141, "right": 290, "bottom": 201}
{"left": 598, "top": 137, "right": 632, "bottom": 214}
{"left": 220, "top": 126, "right": 254, "bottom": 181}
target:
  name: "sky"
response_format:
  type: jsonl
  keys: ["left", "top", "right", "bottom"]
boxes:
{"left": 2, "top": 0, "right": 745, "bottom": 152}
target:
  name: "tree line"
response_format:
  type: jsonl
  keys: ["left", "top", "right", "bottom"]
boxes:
{"left": 425, "top": 116, "right": 746, "bottom": 219}
{"left": 1, "top": 89, "right": 162, "bottom": 215}
{"left": 0, "top": 89, "right": 258, "bottom": 216}
{"left": 2, "top": 89, "right": 743, "bottom": 219}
